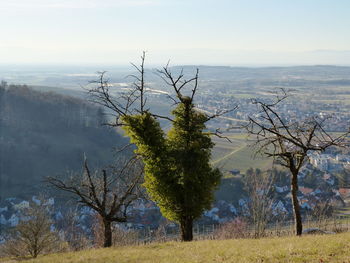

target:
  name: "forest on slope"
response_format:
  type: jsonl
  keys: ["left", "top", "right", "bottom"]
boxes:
{"left": 0, "top": 82, "right": 128, "bottom": 199}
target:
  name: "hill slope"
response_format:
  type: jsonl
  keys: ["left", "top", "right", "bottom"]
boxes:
{"left": 0, "top": 83, "right": 128, "bottom": 199}
{"left": 11, "top": 232, "right": 350, "bottom": 263}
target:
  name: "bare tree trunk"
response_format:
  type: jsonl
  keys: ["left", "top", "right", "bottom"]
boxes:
{"left": 32, "top": 248, "right": 38, "bottom": 258}
{"left": 291, "top": 172, "right": 303, "bottom": 236}
{"left": 180, "top": 217, "right": 193, "bottom": 242}
{"left": 103, "top": 220, "right": 112, "bottom": 247}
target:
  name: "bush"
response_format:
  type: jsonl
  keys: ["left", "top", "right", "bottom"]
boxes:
{"left": 1, "top": 199, "right": 60, "bottom": 258}
{"left": 214, "top": 218, "right": 248, "bottom": 240}
{"left": 112, "top": 226, "right": 139, "bottom": 246}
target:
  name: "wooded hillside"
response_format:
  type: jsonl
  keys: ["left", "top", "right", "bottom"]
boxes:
{"left": 0, "top": 83, "right": 127, "bottom": 199}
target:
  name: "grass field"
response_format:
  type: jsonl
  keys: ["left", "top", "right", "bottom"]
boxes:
{"left": 211, "top": 133, "right": 273, "bottom": 175}
{"left": 6, "top": 232, "right": 350, "bottom": 263}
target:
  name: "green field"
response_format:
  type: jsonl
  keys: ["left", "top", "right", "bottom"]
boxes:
{"left": 211, "top": 133, "right": 273, "bottom": 175}
{"left": 6, "top": 232, "right": 350, "bottom": 263}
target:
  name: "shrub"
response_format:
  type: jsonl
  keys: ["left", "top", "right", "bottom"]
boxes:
{"left": 1, "top": 199, "right": 60, "bottom": 258}
{"left": 214, "top": 218, "right": 248, "bottom": 240}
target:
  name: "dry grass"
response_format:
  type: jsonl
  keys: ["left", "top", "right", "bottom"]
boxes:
{"left": 3, "top": 232, "right": 350, "bottom": 263}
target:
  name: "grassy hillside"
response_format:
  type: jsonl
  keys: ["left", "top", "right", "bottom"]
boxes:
{"left": 6, "top": 232, "right": 350, "bottom": 263}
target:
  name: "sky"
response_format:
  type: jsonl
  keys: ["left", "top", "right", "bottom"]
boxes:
{"left": 1, "top": 0, "right": 350, "bottom": 65}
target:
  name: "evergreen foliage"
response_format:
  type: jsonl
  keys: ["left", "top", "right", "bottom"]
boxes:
{"left": 122, "top": 99, "right": 221, "bottom": 240}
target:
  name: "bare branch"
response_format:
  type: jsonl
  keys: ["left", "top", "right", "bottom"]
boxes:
{"left": 46, "top": 156, "right": 144, "bottom": 226}
{"left": 244, "top": 90, "right": 350, "bottom": 236}
{"left": 207, "top": 128, "right": 232, "bottom": 143}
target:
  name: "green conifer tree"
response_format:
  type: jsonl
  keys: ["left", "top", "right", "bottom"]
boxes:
{"left": 123, "top": 96, "right": 221, "bottom": 241}
{"left": 88, "top": 54, "right": 225, "bottom": 241}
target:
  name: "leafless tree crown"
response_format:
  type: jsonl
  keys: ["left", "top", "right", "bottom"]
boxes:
{"left": 86, "top": 52, "right": 236, "bottom": 141}
{"left": 47, "top": 157, "right": 143, "bottom": 222}
{"left": 246, "top": 90, "right": 349, "bottom": 169}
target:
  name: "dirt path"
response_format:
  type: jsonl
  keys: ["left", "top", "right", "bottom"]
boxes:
{"left": 211, "top": 142, "right": 247, "bottom": 165}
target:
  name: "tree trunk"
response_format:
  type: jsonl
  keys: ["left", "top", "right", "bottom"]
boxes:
{"left": 180, "top": 217, "right": 193, "bottom": 241}
{"left": 103, "top": 220, "right": 112, "bottom": 247}
{"left": 291, "top": 172, "right": 303, "bottom": 236}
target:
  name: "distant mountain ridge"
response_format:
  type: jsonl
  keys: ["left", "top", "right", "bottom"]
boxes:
{"left": 170, "top": 65, "right": 350, "bottom": 81}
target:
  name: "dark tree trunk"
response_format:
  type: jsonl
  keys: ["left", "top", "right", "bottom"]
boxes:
{"left": 103, "top": 220, "right": 112, "bottom": 247}
{"left": 291, "top": 172, "right": 303, "bottom": 236}
{"left": 180, "top": 217, "right": 193, "bottom": 242}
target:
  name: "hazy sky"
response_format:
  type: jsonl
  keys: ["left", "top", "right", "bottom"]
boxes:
{"left": 1, "top": 0, "right": 350, "bottom": 65}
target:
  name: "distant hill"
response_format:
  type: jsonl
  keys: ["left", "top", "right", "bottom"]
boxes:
{"left": 170, "top": 65, "right": 350, "bottom": 81}
{"left": 0, "top": 83, "right": 128, "bottom": 199}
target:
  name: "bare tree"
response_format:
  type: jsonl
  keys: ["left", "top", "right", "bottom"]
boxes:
{"left": 47, "top": 157, "right": 143, "bottom": 247}
{"left": 2, "top": 198, "right": 59, "bottom": 258}
{"left": 243, "top": 168, "right": 275, "bottom": 238}
{"left": 86, "top": 52, "right": 234, "bottom": 138}
{"left": 245, "top": 90, "right": 349, "bottom": 235}
{"left": 86, "top": 51, "right": 150, "bottom": 127}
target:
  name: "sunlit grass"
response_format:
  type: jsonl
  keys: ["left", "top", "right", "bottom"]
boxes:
{"left": 6, "top": 232, "right": 350, "bottom": 263}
